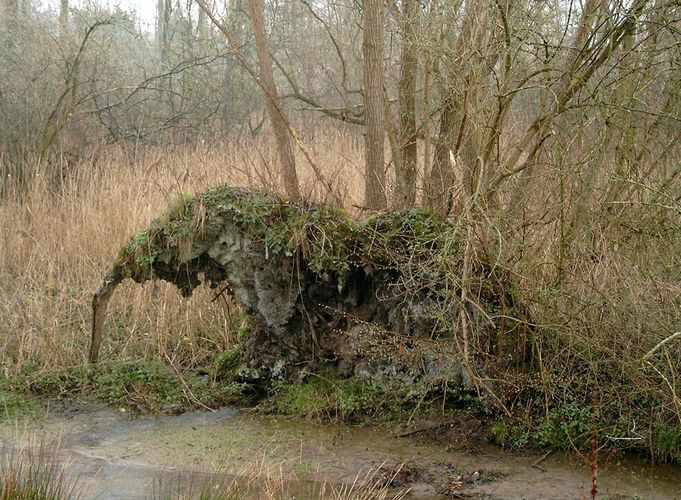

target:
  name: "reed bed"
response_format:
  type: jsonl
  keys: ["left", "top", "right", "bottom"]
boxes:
{"left": 0, "top": 125, "right": 679, "bottom": 460}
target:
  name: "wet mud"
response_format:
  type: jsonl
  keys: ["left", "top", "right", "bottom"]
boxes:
{"left": 2, "top": 404, "right": 680, "bottom": 499}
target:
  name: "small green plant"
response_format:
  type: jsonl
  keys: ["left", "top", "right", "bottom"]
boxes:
{"left": 92, "top": 360, "right": 178, "bottom": 407}
{"left": 90, "top": 360, "right": 245, "bottom": 412}
{"left": 537, "top": 400, "right": 592, "bottom": 450}
{"left": 492, "top": 396, "right": 593, "bottom": 451}
{"left": 654, "top": 424, "right": 681, "bottom": 464}
{"left": 272, "top": 371, "right": 399, "bottom": 422}
{"left": 216, "top": 345, "right": 243, "bottom": 380}
{"left": 491, "top": 417, "right": 532, "bottom": 449}
{"left": 0, "top": 391, "right": 39, "bottom": 419}
{"left": 3, "top": 359, "right": 247, "bottom": 415}
{"left": 296, "top": 458, "right": 313, "bottom": 475}
{"left": 118, "top": 228, "right": 160, "bottom": 278}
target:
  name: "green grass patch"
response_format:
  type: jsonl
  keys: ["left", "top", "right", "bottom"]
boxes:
{"left": 269, "top": 371, "right": 404, "bottom": 422}
{"left": 215, "top": 345, "right": 243, "bottom": 380}
{"left": 654, "top": 424, "right": 681, "bottom": 464}
{"left": 2, "top": 357, "right": 249, "bottom": 416}
{"left": 0, "top": 390, "right": 39, "bottom": 420}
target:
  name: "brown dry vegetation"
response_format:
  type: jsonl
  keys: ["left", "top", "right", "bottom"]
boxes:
{"left": 1, "top": 123, "right": 680, "bottom": 462}
{"left": 0, "top": 126, "right": 365, "bottom": 376}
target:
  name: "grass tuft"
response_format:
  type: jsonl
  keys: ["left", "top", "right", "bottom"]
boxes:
{"left": 0, "top": 439, "right": 78, "bottom": 500}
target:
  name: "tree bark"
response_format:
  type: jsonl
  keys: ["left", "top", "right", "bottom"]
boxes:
{"left": 197, "top": 3, "right": 208, "bottom": 40}
{"left": 424, "top": 0, "right": 480, "bottom": 215}
{"left": 247, "top": 0, "right": 301, "bottom": 201}
{"left": 156, "top": 0, "right": 164, "bottom": 46}
{"left": 3, "top": 0, "right": 17, "bottom": 32}
{"left": 427, "top": 95, "right": 458, "bottom": 215}
{"left": 158, "top": 0, "right": 171, "bottom": 62}
{"left": 393, "top": 0, "right": 418, "bottom": 209}
{"left": 362, "top": 0, "right": 387, "bottom": 209}
{"left": 59, "top": 0, "right": 68, "bottom": 39}
{"left": 424, "top": 0, "right": 503, "bottom": 214}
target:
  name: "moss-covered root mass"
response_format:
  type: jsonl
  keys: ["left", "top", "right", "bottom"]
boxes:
{"left": 91, "top": 184, "right": 526, "bottom": 396}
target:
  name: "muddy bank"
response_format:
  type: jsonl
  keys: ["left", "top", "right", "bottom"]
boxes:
{"left": 2, "top": 404, "right": 680, "bottom": 499}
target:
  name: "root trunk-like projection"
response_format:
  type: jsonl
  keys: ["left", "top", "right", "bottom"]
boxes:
{"left": 90, "top": 267, "right": 123, "bottom": 363}
{"left": 89, "top": 185, "right": 527, "bottom": 391}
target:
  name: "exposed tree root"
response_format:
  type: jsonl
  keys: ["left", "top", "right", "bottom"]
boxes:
{"left": 89, "top": 185, "right": 527, "bottom": 397}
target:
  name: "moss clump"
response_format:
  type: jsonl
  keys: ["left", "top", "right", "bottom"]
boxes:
{"left": 113, "top": 187, "right": 339, "bottom": 281}
{"left": 91, "top": 184, "right": 529, "bottom": 436}
{"left": 113, "top": 186, "right": 459, "bottom": 289}
{"left": 358, "top": 207, "right": 458, "bottom": 266}
{"left": 116, "top": 228, "right": 159, "bottom": 279}
{"left": 270, "top": 371, "right": 402, "bottom": 422}
{"left": 92, "top": 183, "right": 525, "bottom": 401}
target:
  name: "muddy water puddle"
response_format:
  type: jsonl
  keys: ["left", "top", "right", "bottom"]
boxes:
{"left": 1, "top": 404, "right": 680, "bottom": 499}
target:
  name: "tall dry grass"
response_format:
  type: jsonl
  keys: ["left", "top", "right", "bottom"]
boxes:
{"left": 0, "top": 436, "right": 78, "bottom": 500}
{"left": 0, "top": 123, "right": 679, "bottom": 459}
{"left": 154, "top": 460, "right": 409, "bottom": 499}
{"left": 0, "top": 126, "right": 365, "bottom": 377}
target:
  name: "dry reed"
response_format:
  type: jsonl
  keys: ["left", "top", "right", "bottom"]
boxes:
{"left": 0, "top": 126, "right": 364, "bottom": 376}
{"left": 0, "top": 124, "right": 679, "bottom": 460}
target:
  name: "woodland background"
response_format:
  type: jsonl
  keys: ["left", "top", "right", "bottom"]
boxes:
{"left": 0, "top": 0, "right": 680, "bottom": 460}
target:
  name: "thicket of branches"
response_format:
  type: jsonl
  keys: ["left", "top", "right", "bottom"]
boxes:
{"left": 0, "top": 1, "right": 257, "bottom": 182}
{"left": 2, "top": 1, "right": 679, "bottom": 208}
{"left": 1, "top": 0, "right": 680, "bottom": 460}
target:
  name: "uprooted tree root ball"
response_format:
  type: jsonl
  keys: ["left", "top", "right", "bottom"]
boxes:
{"left": 91, "top": 185, "right": 529, "bottom": 402}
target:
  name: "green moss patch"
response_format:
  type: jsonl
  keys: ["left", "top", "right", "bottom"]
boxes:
{"left": 269, "top": 372, "right": 402, "bottom": 422}
{"left": 114, "top": 185, "right": 461, "bottom": 288}
{"left": 3, "top": 358, "right": 249, "bottom": 416}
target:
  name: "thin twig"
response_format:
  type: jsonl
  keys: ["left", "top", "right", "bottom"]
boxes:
{"left": 531, "top": 450, "right": 553, "bottom": 470}
{"left": 642, "top": 331, "right": 681, "bottom": 361}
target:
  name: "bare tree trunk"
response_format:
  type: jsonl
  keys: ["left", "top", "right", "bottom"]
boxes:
{"left": 156, "top": 0, "right": 164, "bottom": 47}
{"left": 427, "top": 95, "right": 459, "bottom": 215}
{"left": 159, "top": 0, "right": 171, "bottom": 62}
{"left": 197, "top": 3, "right": 207, "bottom": 40}
{"left": 393, "top": 0, "right": 418, "bottom": 209}
{"left": 421, "top": 0, "right": 437, "bottom": 203}
{"left": 424, "top": 0, "right": 480, "bottom": 215}
{"left": 422, "top": 66, "right": 433, "bottom": 186}
{"left": 247, "top": 0, "right": 301, "bottom": 201}
{"left": 4, "top": 0, "right": 17, "bottom": 32}
{"left": 362, "top": 0, "right": 387, "bottom": 209}
{"left": 59, "top": 0, "right": 68, "bottom": 39}
{"left": 424, "top": 0, "right": 504, "bottom": 214}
